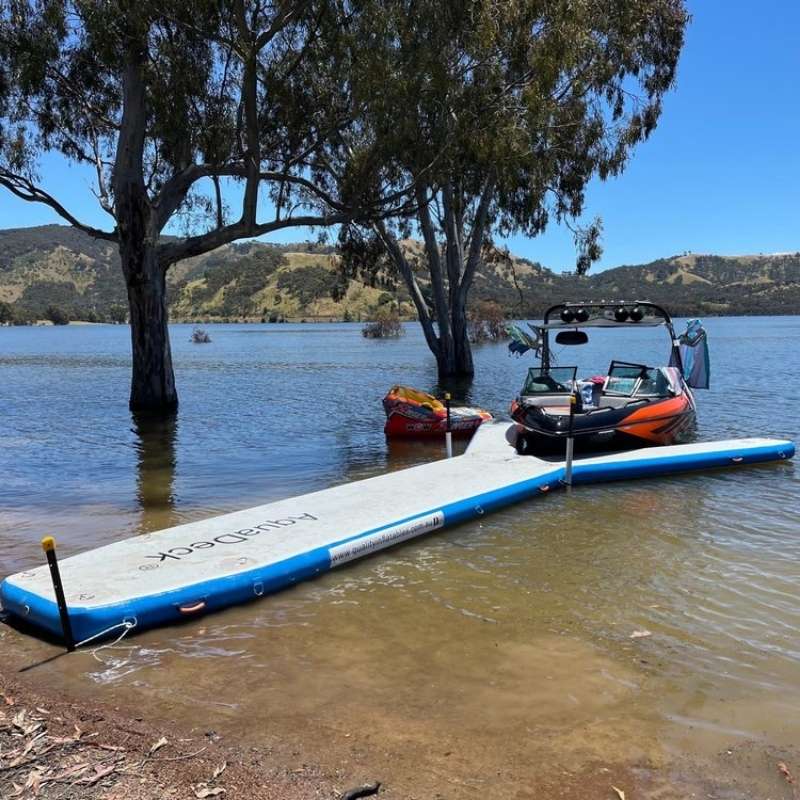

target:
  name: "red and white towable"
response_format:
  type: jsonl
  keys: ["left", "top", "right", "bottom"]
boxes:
{"left": 383, "top": 385, "right": 492, "bottom": 438}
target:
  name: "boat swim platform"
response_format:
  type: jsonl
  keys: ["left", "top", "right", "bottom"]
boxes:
{"left": 0, "top": 424, "right": 794, "bottom": 644}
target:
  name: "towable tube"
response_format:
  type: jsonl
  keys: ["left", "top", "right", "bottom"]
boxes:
{"left": 0, "top": 425, "right": 794, "bottom": 644}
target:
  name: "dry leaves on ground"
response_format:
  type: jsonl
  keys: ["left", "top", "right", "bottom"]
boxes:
{"left": 0, "top": 704, "right": 127, "bottom": 798}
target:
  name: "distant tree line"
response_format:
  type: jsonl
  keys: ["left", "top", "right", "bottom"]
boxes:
{"left": 4, "top": 239, "right": 800, "bottom": 325}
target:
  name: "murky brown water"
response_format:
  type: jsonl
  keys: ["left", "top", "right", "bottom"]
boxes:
{"left": 1, "top": 318, "right": 799, "bottom": 797}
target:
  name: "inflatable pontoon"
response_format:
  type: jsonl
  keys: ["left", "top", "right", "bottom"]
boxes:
{"left": 0, "top": 424, "right": 793, "bottom": 645}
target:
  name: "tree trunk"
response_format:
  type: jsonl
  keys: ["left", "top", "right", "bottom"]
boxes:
{"left": 434, "top": 296, "right": 474, "bottom": 378}
{"left": 124, "top": 245, "right": 177, "bottom": 414}
{"left": 450, "top": 298, "right": 474, "bottom": 375}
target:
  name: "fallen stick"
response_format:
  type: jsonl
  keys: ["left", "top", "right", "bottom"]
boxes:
{"left": 341, "top": 781, "right": 381, "bottom": 800}
{"left": 159, "top": 746, "right": 208, "bottom": 762}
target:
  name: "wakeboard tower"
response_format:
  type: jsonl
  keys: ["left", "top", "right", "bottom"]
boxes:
{"left": 509, "top": 301, "right": 709, "bottom": 453}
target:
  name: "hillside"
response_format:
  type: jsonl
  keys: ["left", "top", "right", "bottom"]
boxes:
{"left": 0, "top": 225, "right": 799, "bottom": 323}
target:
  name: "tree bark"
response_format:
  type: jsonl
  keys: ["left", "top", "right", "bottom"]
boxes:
{"left": 124, "top": 245, "right": 177, "bottom": 414}
{"left": 112, "top": 41, "right": 178, "bottom": 415}
{"left": 429, "top": 302, "right": 473, "bottom": 378}
{"left": 447, "top": 299, "right": 474, "bottom": 376}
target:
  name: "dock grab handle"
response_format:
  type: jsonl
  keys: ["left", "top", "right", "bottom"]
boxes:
{"left": 178, "top": 600, "right": 207, "bottom": 615}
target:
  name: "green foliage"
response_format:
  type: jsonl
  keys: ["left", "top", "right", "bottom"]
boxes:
{"left": 17, "top": 280, "right": 81, "bottom": 318}
{"left": 0, "top": 226, "right": 114, "bottom": 271}
{"left": 0, "top": 299, "right": 12, "bottom": 322}
{"left": 362, "top": 306, "right": 403, "bottom": 338}
{"left": 334, "top": 0, "right": 688, "bottom": 374}
{"left": 183, "top": 249, "right": 285, "bottom": 316}
{"left": 44, "top": 304, "right": 69, "bottom": 325}
{"left": 108, "top": 303, "right": 128, "bottom": 323}
{"left": 276, "top": 265, "right": 338, "bottom": 306}
{"left": 336, "top": 0, "right": 687, "bottom": 236}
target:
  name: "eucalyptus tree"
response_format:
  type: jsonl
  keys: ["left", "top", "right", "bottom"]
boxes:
{"left": 337, "top": 0, "right": 688, "bottom": 377}
{"left": 0, "top": 0, "right": 408, "bottom": 412}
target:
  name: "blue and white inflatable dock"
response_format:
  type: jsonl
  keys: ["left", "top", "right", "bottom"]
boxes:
{"left": 0, "top": 424, "right": 794, "bottom": 644}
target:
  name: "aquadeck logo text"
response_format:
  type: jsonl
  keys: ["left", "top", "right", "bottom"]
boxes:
{"left": 140, "top": 513, "right": 318, "bottom": 566}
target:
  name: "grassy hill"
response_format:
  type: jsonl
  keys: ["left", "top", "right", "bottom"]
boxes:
{"left": 0, "top": 224, "right": 798, "bottom": 323}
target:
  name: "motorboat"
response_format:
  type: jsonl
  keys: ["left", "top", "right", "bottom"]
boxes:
{"left": 509, "top": 301, "right": 708, "bottom": 452}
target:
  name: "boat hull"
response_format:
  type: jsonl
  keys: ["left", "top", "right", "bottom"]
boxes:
{"left": 511, "top": 393, "right": 696, "bottom": 452}
{"left": 385, "top": 412, "right": 489, "bottom": 438}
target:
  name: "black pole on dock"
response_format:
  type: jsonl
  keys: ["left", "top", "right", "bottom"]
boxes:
{"left": 564, "top": 393, "right": 576, "bottom": 488}
{"left": 41, "top": 537, "right": 75, "bottom": 652}
{"left": 445, "top": 393, "right": 453, "bottom": 458}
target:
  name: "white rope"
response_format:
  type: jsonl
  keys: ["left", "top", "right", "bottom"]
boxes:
{"left": 74, "top": 618, "right": 138, "bottom": 664}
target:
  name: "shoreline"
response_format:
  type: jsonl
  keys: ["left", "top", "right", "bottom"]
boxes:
{"left": 3, "top": 632, "right": 799, "bottom": 800}
{"left": 1, "top": 660, "right": 340, "bottom": 800}
{"left": 3, "top": 311, "right": 800, "bottom": 329}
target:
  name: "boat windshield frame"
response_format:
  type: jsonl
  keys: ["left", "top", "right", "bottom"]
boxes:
{"left": 539, "top": 300, "right": 682, "bottom": 374}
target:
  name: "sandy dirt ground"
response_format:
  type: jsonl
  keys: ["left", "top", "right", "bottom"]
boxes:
{"left": 0, "top": 667, "right": 348, "bottom": 800}
{"left": 3, "top": 662, "right": 800, "bottom": 800}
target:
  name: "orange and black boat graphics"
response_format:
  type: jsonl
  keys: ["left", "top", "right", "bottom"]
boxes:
{"left": 510, "top": 362, "right": 697, "bottom": 451}
{"left": 509, "top": 301, "right": 707, "bottom": 453}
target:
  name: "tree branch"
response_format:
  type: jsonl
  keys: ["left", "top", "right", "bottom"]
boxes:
{"left": 441, "top": 182, "right": 464, "bottom": 294}
{"left": 154, "top": 163, "right": 420, "bottom": 233}
{"left": 254, "top": 2, "right": 299, "bottom": 51}
{"left": 373, "top": 221, "right": 439, "bottom": 356}
{"left": 89, "top": 127, "right": 115, "bottom": 218}
{"left": 0, "top": 170, "right": 117, "bottom": 241}
{"left": 233, "top": 0, "right": 261, "bottom": 229}
{"left": 154, "top": 162, "right": 349, "bottom": 231}
{"left": 459, "top": 173, "right": 496, "bottom": 302}
{"left": 212, "top": 175, "right": 224, "bottom": 229}
{"left": 415, "top": 184, "right": 451, "bottom": 342}
{"left": 158, "top": 211, "right": 348, "bottom": 267}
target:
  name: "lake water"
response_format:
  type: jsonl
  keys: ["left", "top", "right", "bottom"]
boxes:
{"left": 1, "top": 317, "right": 798, "bottom": 798}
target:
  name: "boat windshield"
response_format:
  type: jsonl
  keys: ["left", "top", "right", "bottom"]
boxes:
{"left": 522, "top": 366, "right": 577, "bottom": 395}
{"left": 604, "top": 361, "right": 669, "bottom": 397}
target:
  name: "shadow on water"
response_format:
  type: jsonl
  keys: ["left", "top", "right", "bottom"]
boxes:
{"left": 131, "top": 411, "right": 180, "bottom": 533}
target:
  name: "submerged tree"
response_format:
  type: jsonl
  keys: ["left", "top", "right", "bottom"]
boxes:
{"left": 337, "top": 0, "right": 688, "bottom": 377}
{"left": 0, "top": 1, "right": 409, "bottom": 412}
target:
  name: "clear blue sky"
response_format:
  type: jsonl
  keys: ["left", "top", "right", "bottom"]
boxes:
{"left": 1, "top": 0, "right": 798, "bottom": 272}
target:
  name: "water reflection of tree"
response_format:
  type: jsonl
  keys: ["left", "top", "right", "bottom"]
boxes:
{"left": 430, "top": 375, "right": 475, "bottom": 407}
{"left": 131, "top": 412, "right": 179, "bottom": 533}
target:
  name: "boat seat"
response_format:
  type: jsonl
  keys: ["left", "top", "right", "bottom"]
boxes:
{"left": 520, "top": 395, "right": 572, "bottom": 412}
{"left": 594, "top": 395, "right": 654, "bottom": 410}
{"left": 521, "top": 394, "right": 659, "bottom": 416}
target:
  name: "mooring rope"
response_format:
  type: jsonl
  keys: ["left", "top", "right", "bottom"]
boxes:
{"left": 74, "top": 618, "right": 138, "bottom": 664}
